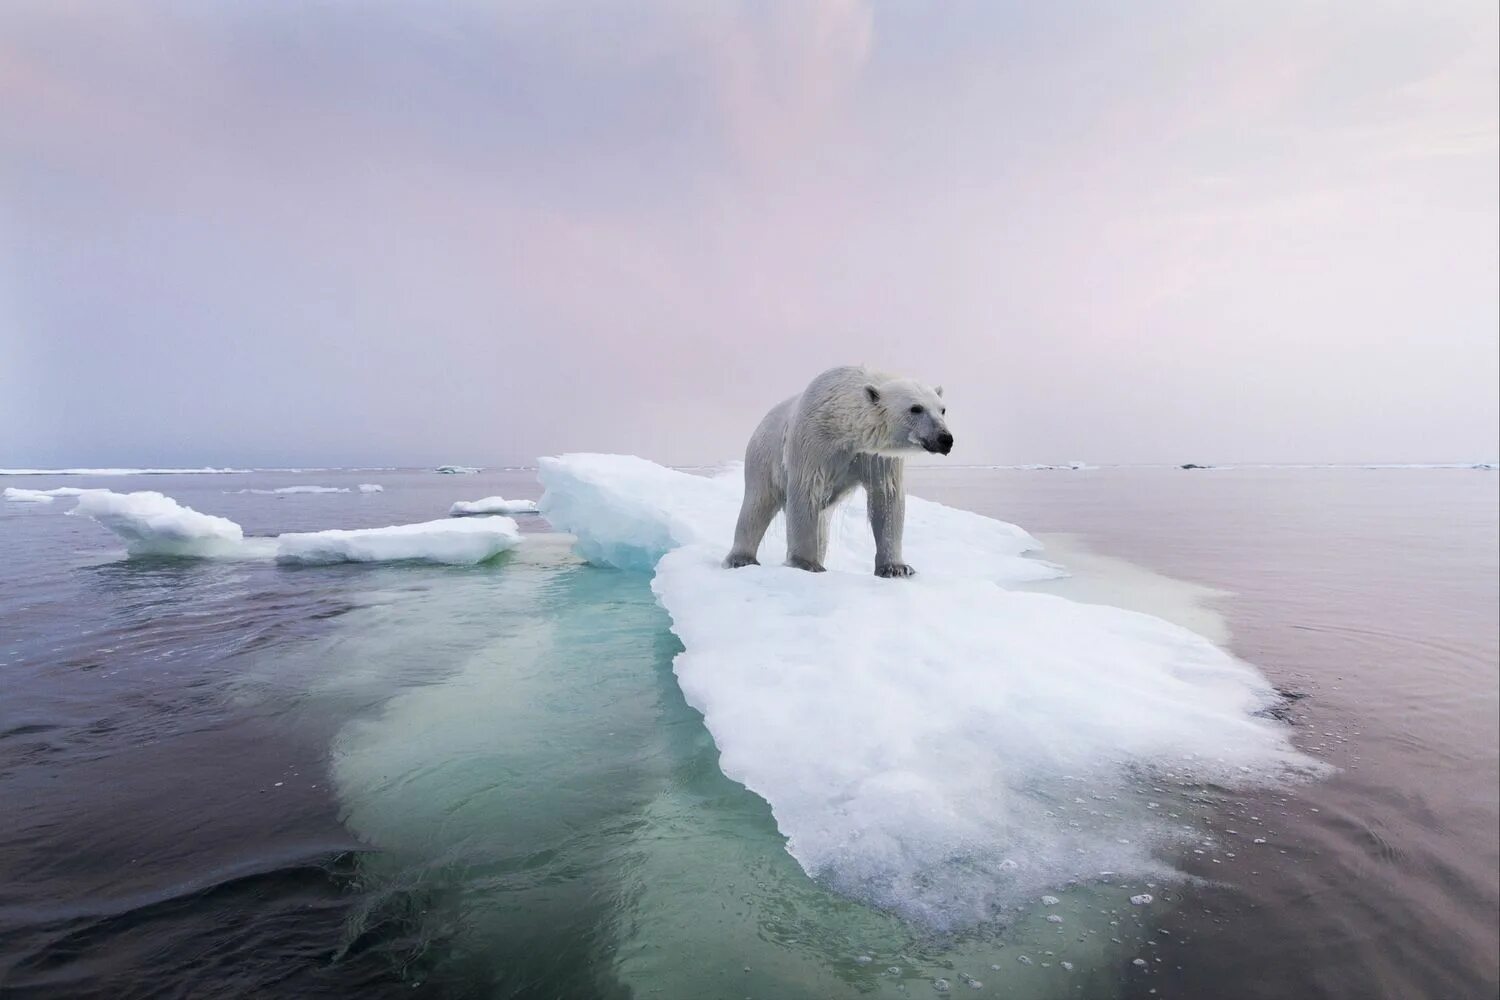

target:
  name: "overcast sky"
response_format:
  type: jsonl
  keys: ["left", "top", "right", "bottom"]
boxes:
{"left": 2, "top": 1, "right": 1496, "bottom": 467}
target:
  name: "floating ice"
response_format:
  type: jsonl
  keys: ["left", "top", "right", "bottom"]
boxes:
{"left": 539, "top": 454, "right": 1058, "bottom": 581}
{"left": 450, "top": 496, "right": 540, "bottom": 516}
{"left": 0, "top": 466, "right": 247, "bottom": 476}
{"left": 70, "top": 490, "right": 521, "bottom": 565}
{"left": 358, "top": 483, "right": 384, "bottom": 493}
{"left": 436, "top": 464, "right": 481, "bottom": 475}
{"left": 4, "top": 486, "right": 99, "bottom": 502}
{"left": 537, "top": 454, "right": 1321, "bottom": 927}
{"left": 231, "top": 485, "right": 350, "bottom": 494}
{"left": 1130, "top": 893, "right": 1154, "bottom": 905}
{"left": 69, "top": 490, "right": 250, "bottom": 558}
{"left": 3, "top": 486, "right": 108, "bottom": 503}
{"left": 276, "top": 518, "right": 521, "bottom": 565}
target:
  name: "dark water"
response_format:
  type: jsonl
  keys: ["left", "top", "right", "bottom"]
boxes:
{"left": 0, "top": 467, "right": 1495, "bottom": 998}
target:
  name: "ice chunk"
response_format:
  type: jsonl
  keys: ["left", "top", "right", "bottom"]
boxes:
{"left": 276, "top": 518, "right": 521, "bottom": 565}
{"left": 450, "top": 496, "right": 540, "bottom": 516}
{"left": 70, "top": 490, "right": 522, "bottom": 566}
{"left": 69, "top": 490, "right": 251, "bottom": 558}
{"left": 538, "top": 454, "right": 1322, "bottom": 927}
{"left": 436, "top": 464, "right": 481, "bottom": 474}
{"left": 358, "top": 483, "right": 384, "bottom": 493}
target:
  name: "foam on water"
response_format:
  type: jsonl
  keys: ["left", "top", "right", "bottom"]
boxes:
{"left": 539, "top": 454, "right": 1322, "bottom": 926}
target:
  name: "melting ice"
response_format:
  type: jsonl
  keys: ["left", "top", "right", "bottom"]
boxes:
{"left": 540, "top": 454, "right": 1321, "bottom": 927}
{"left": 66, "top": 490, "right": 520, "bottom": 565}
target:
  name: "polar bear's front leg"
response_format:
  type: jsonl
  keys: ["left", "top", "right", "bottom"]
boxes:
{"left": 861, "top": 454, "right": 914, "bottom": 578}
{"left": 785, "top": 491, "right": 828, "bottom": 572}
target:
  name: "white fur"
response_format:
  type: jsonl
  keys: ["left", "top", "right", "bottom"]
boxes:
{"left": 724, "top": 365, "right": 953, "bottom": 576}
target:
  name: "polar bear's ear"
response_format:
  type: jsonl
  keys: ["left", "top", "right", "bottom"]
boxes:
{"left": 864, "top": 384, "right": 881, "bottom": 404}
{"left": 933, "top": 385, "right": 944, "bottom": 397}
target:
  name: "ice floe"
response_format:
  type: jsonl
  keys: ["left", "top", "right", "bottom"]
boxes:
{"left": 4, "top": 487, "right": 102, "bottom": 503}
{"left": 67, "top": 490, "right": 520, "bottom": 565}
{"left": 450, "top": 496, "right": 540, "bottom": 516}
{"left": 277, "top": 518, "right": 521, "bottom": 565}
{"left": 436, "top": 464, "right": 481, "bottom": 474}
{"left": 538, "top": 454, "right": 1322, "bottom": 926}
{"left": 358, "top": 483, "right": 385, "bottom": 493}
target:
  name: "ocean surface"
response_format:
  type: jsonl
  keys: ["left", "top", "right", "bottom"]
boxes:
{"left": 0, "top": 466, "right": 1495, "bottom": 999}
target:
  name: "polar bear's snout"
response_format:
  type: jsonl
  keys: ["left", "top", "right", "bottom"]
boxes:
{"left": 925, "top": 431, "right": 955, "bottom": 455}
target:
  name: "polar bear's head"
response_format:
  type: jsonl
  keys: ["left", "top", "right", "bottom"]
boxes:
{"left": 863, "top": 379, "right": 954, "bottom": 455}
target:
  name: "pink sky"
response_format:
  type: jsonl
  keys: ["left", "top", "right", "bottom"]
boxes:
{"left": 1, "top": 1, "right": 1495, "bottom": 466}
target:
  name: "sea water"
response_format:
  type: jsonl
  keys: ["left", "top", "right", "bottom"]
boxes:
{"left": 0, "top": 465, "right": 1495, "bottom": 998}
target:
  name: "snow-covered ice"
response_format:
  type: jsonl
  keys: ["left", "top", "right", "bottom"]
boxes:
{"left": 436, "top": 465, "right": 481, "bottom": 475}
{"left": 69, "top": 490, "right": 251, "bottom": 558}
{"left": 538, "top": 454, "right": 1321, "bottom": 926}
{"left": 358, "top": 483, "right": 384, "bottom": 493}
{"left": 276, "top": 518, "right": 521, "bottom": 565}
{"left": 539, "top": 453, "right": 1058, "bottom": 580}
{"left": 450, "top": 496, "right": 540, "bottom": 516}
{"left": 68, "top": 491, "right": 521, "bottom": 565}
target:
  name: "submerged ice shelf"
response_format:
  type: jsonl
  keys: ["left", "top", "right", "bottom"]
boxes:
{"left": 539, "top": 453, "right": 1321, "bottom": 927}
{"left": 66, "top": 490, "right": 520, "bottom": 565}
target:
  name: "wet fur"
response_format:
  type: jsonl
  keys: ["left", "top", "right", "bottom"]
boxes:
{"left": 724, "top": 365, "right": 950, "bottom": 576}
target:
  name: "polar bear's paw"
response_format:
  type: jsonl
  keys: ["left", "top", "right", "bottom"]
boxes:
{"left": 786, "top": 556, "right": 827, "bottom": 573}
{"left": 875, "top": 562, "right": 916, "bottom": 579}
{"left": 723, "top": 552, "right": 760, "bottom": 569}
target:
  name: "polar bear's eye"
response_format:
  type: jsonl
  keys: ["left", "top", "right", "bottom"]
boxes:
{"left": 909, "top": 404, "right": 924, "bottom": 415}
{"left": 941, "top": 407, "right": 947, "bottom": 415}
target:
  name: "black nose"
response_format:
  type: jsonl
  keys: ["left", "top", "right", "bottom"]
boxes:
{"left": 938, "top": 433, "right": 954, "bottom": 455}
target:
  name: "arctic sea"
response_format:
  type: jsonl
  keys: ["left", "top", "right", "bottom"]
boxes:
{"left": 0, "top": 464, "right": 1495, "bottom": 999}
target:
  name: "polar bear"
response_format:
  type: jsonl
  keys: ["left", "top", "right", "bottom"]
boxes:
{"left": 723, "top": 365, "right": 954, "bottom": 577}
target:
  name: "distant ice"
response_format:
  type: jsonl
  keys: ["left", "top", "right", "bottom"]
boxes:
{"left": 986, "top": 462, "right": 1094, "bottom": 471}
{"left": 436, "top": 464, "right": 481, "bottom": 475}
{"left": 450, "top": 496, "right": 540, "bottom": 516}
{"left": 231, "top": 485, "right": 350, "bottom": 494}
{"left": 4, "top": 489, "right": 55, "bottom": 503}
{"left": 68, "top": 490, "right": 521, "bottom": 565}
{"left": 539, "top": 454, "right": 1321, "bottom": 927}
{"left": 0, "top": 467, "right": 247, "bottom": 476}
{"left": 358, "top": 483, "right": 385, "bottom": 493}
{"left": 5, "top": 486, "right": 103, "bottom": 503}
